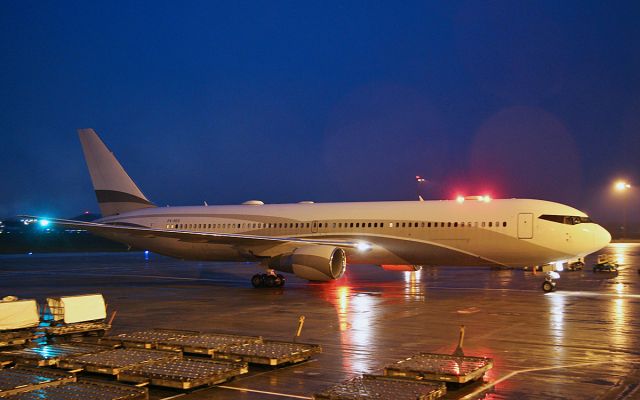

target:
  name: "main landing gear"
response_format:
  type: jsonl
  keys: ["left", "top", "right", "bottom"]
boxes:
{"left": 541, "top": 271, "right": 560, "bottom": 293}
{"left": 251, "top": 272, "right": 285, "bottom": 288}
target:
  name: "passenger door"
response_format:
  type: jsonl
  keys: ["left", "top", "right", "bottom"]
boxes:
{"left": 517, "top": 213, "right": 534, "bottom": 239}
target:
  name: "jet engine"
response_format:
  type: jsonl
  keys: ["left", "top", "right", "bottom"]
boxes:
{"left": 268, "top": 245, "right": 347, "bottom": 281}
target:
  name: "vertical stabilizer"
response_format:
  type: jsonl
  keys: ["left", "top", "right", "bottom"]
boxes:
{"left": 78, "top": 128, "right": 155, "bottom": 217}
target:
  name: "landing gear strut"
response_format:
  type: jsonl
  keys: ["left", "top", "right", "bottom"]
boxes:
{"left": 541, "top": 271, "right": 559, "bottom": 293}
{"left": 251, "top": 272, "right": 285, "bottom": 288}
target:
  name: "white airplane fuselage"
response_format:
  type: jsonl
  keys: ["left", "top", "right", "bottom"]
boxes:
{"left": 96, "top": 198, "right": 611, "bottom": 268}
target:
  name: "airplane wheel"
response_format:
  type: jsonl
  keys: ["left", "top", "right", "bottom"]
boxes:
{"left": 542, "top": 281, "right": 555, "bottom": 293}
{"left": 251, "top": 274, "right": 264, "bottom": 288}
{"left": 264, "top": 274, "right": 277, "bottom": 287}
{"left": 275, "top": 274, "right": 285, "bottom": 287}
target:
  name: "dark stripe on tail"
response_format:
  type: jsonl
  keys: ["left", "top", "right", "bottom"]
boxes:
{"left": 95, "top": 190, "right": 155, "bottom": 205}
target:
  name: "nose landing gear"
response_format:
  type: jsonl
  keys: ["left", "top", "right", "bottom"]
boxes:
{"left": 251, "top": 271, "right": 285, "bottom": 288}
{"left": 542, "top": 271, "right": 560, "bottom": 293}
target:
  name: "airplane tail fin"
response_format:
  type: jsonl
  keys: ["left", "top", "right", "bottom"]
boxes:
{"left": 78, "top": 128, "right": 155, "bottom": 217}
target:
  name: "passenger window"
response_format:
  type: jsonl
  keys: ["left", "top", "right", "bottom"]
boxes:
{"left": 489, "top": 222, "right": 493, "bottom": 227}
{"left": 448, "top": 222, "right": 452, "bottom": 227}
{"left": 368, "top": 223, "right": 372, "bottom": 228}
{"left": 503, "top": 222, "right": 507, "bottom": 227}
{"left": 427, "top": 222, "right": 431, "bottom": 228}
{"left": 454, "top": 222, "right": 458, "bottom": 227}
{"left": 402, "top": 222, "right": 406, "bottom": 228}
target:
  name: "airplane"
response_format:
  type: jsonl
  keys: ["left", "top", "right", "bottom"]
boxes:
{"left": 31, "top": 129, "right": 611, "bottom": 292}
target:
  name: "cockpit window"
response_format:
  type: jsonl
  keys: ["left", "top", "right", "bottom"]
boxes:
{"left": 539, "top": 214, "right": 593, "bottom": 225}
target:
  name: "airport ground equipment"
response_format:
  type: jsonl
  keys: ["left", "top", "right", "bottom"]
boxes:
{"left": 313, "top": 375, "right": 446, "bottom": 400}
{"left": 0, "top": 366, "right": 75, "bottom": 397}
{"left": 1, "top": 380, "right": 148, "bottom": 400}
{"left": 154, "top": 333, "right": 261, "bottom": 355}
{"left": 100, "top": 329, "right": 200, "bottom": 349}
{"left": 0, "top": 344, "right": 108, "bottom": 367}
{"left": 44, "top": 294, "right": 110, "bottom": 337}
{"left": 0, "top": 332, "right": 36, "bottom": 350}
{"left": 212, "top": 339, "right": 321, "bottom": 366}
{"left": 0, "top": 300, "right": 40, "bottom": 349}
{"left": 593, "top": 254, "right": 619, "bottom": 272}
{"left": 383, "top": 353, "right": 493, "bottom": 384}
{"left": 57, "top": 348, "right": 179, "bottom": 375}
{"left": 117, "top": 358, "right": 248, "bottom": 389}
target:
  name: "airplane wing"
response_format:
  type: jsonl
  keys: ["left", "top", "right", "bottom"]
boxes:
{"left": 25, "top": 217, "right": 364, "bottom": 249}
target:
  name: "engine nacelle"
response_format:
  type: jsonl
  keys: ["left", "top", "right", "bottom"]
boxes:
{"left": 380, "top": 264, "right": 423, "bottom": 272}
{"left": 268, "top": 245, "right": 347, "bottom": 281}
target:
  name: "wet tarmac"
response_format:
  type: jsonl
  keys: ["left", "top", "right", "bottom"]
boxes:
{"left": 1, "top": 243, "right": 639, "bottom": 399}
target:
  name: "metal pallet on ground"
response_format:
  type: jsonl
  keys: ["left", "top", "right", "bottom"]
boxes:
{"left": 0, "top": 332, "right": 37, "bottom": 349}
{"left": 1, "top": 380, "right": 148, "bottom": 400}
{"left": 57, "top": 348, "right": 179, "bottom": 375}
{"left": 44, "top": 322, "right": 111, "bottom": 337}
{"left": 383, "top": 353, "right": 493, "bottom": 384}
{"left": 0, "top": 344, "right": 108, "bottom": 367}
{"left": 118, "top": 358, "right": 248, "bottom": 389}
{"left": 155, "top": 333, "right": 260, "bottom": 355}
{"left": 0, "top": 366, "right": 75, "bottom": 397}
{"left": 213, "top": 340, "right": 321, "bottom": 366}
{"left": 100, "top": 330, "right": 198, "bottom": 349}
{"left": 313, "top": 375, "right": 446, "bottom": 400}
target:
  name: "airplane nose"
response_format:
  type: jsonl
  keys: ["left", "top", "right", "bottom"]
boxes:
{"left": 595, "top": 225, "right": 612, "bottom": 250}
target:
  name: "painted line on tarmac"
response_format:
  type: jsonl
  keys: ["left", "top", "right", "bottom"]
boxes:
{"left": 547, "top": 291, "right": 640, "bottom": 299}
{"left": 2, "top": 270, "right": 224, "bottom": 282}
{"left": 217, "top": 386, "right": 312, "bottom": 399}
{"left": 460, "top": 360, "right": 640, "bottom": 400}
{"left": 160, "top": 394, "right": 185, "bottom": 400}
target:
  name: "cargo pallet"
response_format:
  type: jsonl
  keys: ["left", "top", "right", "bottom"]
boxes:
{"left": 0, "top": 344, "right": 108, "bottom": 367}
{"left": 57, "top": 348, "right": 180, "bottom": 375}
{"left": 43, "top": 322, "right": 111, "bottom": 337}
{"left": 313, "top": 375, "right": 446, "bottom": 400}
{"left": 0, "top": 366, "right": 75, "bottom": 397}
{"left": 2, "top": 380, "right": 148, "bottom": 400}
{"left": 118, "top": 358, "right": 248, "bottom": 389}
{"left": 213, "top": 340, "right": 322, "bottom": 366}
{"left": 155, "top": 333, "right": 261, "bottom": 355}
{"left": 0, "top": 332, "right": 36, "bottom": 349}
{"left": 384, "top": 353, "right": 493, "bottom": 384}
{"left": 100, "top": 330, "right": 199, "bottom": 349}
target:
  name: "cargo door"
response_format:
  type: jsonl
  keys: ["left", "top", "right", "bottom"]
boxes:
{"left": 517, "top": 213, "right": 534, "bottom": 239}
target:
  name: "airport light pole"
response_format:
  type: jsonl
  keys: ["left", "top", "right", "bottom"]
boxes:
{"left": 416, "top": 176, "right": 426, "bottom": 201}
{"left": 614, "top": 180, "right": 631, "bottom": 238}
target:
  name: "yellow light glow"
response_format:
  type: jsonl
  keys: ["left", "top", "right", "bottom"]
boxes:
{"left": 614, "top": 181, "right": 631, "bottom": 191}
{"left": 456, "top": 195, "right": 465, "bottom": 203}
